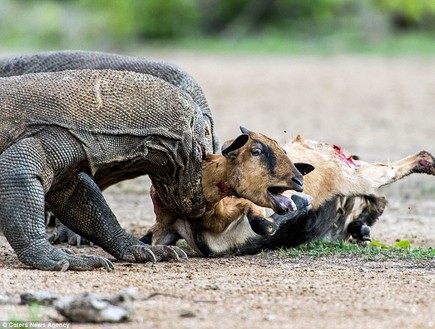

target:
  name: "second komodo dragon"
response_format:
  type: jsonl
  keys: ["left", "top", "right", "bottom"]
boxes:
{"left": 0, "top": 69, "right": 208, "bottom": 271}
{"left": 0, "top": 50, "right": 219, "bottom": 153}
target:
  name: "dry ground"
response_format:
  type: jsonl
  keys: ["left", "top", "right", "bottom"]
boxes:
{"left": 0, "top": 50, "right": 434, "bottom": 329}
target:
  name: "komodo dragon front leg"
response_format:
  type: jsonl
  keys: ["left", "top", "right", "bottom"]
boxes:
{"left": 0, "top": 138, "right": 113, "bottom": 271}
{"left": 0, "top": 134, "right": 184, "bottom": 271}
{"left": 49, "top": 172, "right": 187, "bottom": 264}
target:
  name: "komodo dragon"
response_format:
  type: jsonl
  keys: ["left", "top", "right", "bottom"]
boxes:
{"left": 0, "top": 50, "right": 219, "bottom": 245}
{"left": 0, "top": 50, "right": 219, "bottom": 153}
{"left": 0, "top": 69, "right": 208, "bottom": 271}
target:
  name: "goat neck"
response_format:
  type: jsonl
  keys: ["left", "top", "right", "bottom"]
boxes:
{"left": 202, "top": 154, "right": 237, "bottom": 205}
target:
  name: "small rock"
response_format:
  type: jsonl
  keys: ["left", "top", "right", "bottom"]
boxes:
{"left": 54, "top": 288, "right": 136, "bottom": 323}
{"left": 20, "top": 291, "right": 58, "bottom": 306}
{"left": 180, "top": 310, "right": 196, "bottom": 318}
{"left": 204, "top": 284, "right": 219, "bottom": 291}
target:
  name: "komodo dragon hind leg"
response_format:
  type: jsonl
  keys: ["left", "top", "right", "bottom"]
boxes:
{"left": 49, "top": 172, "right": 187, "bottom": 263}
{"left": 0, "top": 138, "right": 112, "bottom": 271}
{"left": 48, "top": 217, "right": 92, "bottom": 247}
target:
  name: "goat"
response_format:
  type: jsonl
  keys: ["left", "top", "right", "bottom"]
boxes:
{"left": 147, "top": 134, "right": 434, "bottom": 256}
{"left": 269, "top": 135, "right": 435, "bottom": 243}
{"left": 142, "top": 127, "right": 314, "bottom": 246}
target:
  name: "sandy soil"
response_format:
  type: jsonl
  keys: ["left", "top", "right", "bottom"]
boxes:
{"left": 0, "top": 51, "right": 434, "bottom": 329}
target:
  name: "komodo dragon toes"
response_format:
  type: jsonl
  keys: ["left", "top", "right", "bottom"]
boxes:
{"left": 122, "top": 245, "right": 188, "bottom": 263}
{"left": 26, "top": 247, "right": 115, "bottom": 272}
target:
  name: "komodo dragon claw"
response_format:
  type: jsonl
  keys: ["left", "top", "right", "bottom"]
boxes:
{"left": 57, "top": 255, "right": 114, "bottom": 272}
{"left": 123, "top": 245, "right": 187, "bottom": 263}
{"left": 56, "top": 248, "right": 114, "bottom": 271}
{"left": 163, "top": 245, "right": 188, "bottom": 261}
{"left": 48, "top": 229, "right": 93, "bottom": 247}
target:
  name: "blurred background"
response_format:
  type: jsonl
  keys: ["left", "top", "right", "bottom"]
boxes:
{"left": 1, "top": 0, "right": 434, "bottom": 159}
{"left": 0, "top": 0, "right": 434, "bottom": 246}
{"left": 0, "top": 0, "right": 435, "bottom": 54}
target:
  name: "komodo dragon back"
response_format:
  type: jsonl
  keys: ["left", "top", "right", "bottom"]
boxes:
{"left": 0, "top": 50, "right": 219, "bottom": 153}
{"left": 0, "top": 69, "right": 206, "bottom": 217}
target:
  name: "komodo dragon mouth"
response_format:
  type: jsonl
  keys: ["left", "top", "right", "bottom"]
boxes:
{"left": 267, "top": 186, "right": 298, "bottom": 215}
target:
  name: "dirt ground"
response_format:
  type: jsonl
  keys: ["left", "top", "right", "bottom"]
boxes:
{"left": 0, "top": 50, "right": 434, "bottom": 329}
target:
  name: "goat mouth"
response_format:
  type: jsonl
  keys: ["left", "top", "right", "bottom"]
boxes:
{"left": 267, "top": 186, "right": 297, "bottom": 215}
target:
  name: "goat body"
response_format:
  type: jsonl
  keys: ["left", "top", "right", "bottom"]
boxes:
{"left": 150, "top": 135, "right": 435, "bottom": 256}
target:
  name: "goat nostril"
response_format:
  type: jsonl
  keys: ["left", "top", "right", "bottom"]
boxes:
{"left": 292, "top": 176, "right": 303, "bottom": 189}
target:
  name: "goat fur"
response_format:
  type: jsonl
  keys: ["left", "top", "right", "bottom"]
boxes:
{"left": 147, "top": 135, "right": 435, "bottom": 256}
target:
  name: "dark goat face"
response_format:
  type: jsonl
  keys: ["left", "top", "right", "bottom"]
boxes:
{"left": 222, "top": 127, "right": 313, "bottom": 215}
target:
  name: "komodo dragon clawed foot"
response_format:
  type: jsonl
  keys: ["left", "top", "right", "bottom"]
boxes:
{"left": 19, "top": 245, "right": 114, "bottom": 272}
{"left": 120, "top": 245, "right": 188, "bottom": 263}
{"left": 46, "top": 221, "right": 188, "bottom": 262}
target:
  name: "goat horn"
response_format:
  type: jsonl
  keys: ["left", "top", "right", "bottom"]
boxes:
{"left": 240, "top": 126, "right": 250, "bottom": 134}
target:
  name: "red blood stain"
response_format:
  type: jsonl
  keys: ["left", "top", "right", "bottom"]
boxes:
{"left": 333, "top": 145, "right": 359, "bottom": 168}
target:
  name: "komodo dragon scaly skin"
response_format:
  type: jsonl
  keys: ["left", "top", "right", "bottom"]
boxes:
{"left": 0, "top": 50, "right": 219, "bottom": 153}
{"left": 0, "top": 69, "right": 207, "bottom": 271}
{"left": 0, "top": 50, "right": 219, "bottom": 246}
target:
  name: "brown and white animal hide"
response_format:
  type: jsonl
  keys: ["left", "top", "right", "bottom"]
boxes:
{"left": 164, "top": 135, "right": 434, "bottom": 256}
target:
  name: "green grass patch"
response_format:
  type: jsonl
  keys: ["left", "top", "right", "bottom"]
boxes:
{"left": 8, "top": 303, "right": 42, "bottom": 323}
{"left": 273, "top": 240, "right": 434, "bottom": 261}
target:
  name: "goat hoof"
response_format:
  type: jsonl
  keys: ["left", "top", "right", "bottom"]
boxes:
{"left": 291, "top": 193, "right": 312, "bottom": 210}
{"left": 248, "top": 216, "right": 278, "bottom": 236}
{"left": 348, "top": 221, "right": 371, "bottom": 242}
{"left": 360, "top": 225, "right": 371, "bottom": 237}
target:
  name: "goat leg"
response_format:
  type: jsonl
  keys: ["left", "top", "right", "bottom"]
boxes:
{"left": 246, "top": 207, "right": 278, "bottom": 236}
{"left": 356, "top": 150, "right": 435, "bottom": 189}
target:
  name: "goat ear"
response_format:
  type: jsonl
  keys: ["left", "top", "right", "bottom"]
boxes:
{"left": 222, "top": 134, "right": 249, "bottom": 158}
{"left": 240, "top": 126, "right": 250, "bottom": 134}
{"left": 294, "top": 162, "right": 315, "bottom": 175}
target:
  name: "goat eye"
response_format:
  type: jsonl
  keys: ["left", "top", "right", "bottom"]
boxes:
{"left": 251, "top": 148, "right": 262, "bottom": 156}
